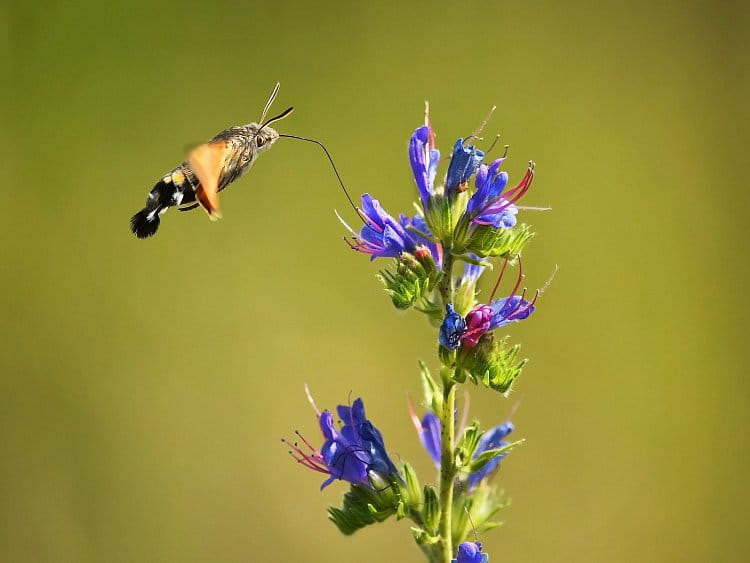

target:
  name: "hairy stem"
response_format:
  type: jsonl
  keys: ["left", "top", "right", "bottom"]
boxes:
{"left": 437, "top": 252, "right": 456, "bottom": 562}
{"left": 439, "top": 379, "right": 456, "bottom": 562}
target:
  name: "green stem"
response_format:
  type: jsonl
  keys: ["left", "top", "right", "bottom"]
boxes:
{"left": 439, "top": 379, "right": 456, "bottom": 562}
{"left": 437, "top": 251, "right": 456, "bottom": 562}
{"left": 438, "top": 252, "right": 454, "bottom": 307}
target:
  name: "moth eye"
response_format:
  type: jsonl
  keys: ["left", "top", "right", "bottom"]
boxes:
{"left": 256, "top": 137, "right": 265, "bottom": 147}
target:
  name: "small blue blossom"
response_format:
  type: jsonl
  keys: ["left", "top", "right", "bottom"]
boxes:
{"left": 414, "top": 411, "right": 514, "bottom": 489}
{"left": 453, "top": 542, "right": 489, "bottom": 563}
{"left": 445, "top": 139, "right": 485, "bottom": 196}
{"left": 287, "top": 395, "right": 401, "bottom": 490}
{"left": 409, "top": 125, "right": 441, "bottom": 208}
{"left": 467, "top": 422, "right": 515, "bottom": 489}
{"left": 339, "top": 194, "right": 420, "bottom": 260}
{"left": 439, "top": 304, "right": 467, "bottom": 349}
{"left": 457, "top": 254, "right": 486, "bottom": 289}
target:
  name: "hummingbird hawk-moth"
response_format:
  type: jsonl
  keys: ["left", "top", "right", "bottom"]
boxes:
{"left": 130, "top": 83, "right": 300, "bottom": 238}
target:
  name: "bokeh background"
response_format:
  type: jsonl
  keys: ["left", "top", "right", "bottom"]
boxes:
{"left": 3, "top": 1, "right": 748, "bottom": 561}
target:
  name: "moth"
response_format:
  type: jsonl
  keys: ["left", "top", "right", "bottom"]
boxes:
{"left": 130, "top": 83, "right": 297, "bottom": 238}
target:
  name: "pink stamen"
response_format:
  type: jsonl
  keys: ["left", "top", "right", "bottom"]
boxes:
{"left": 489, "top": 258, "right": 509, "bottom": 302}
{"left": 288, "top": 451, "right": 329, "bottom": 474}
{"left": 407, "top": 396, "right": 423, "bottom": 435}
{"left": 508, "top": 257, "right": 524, "bottom": 299}
{"left": 295, "top": 429, "right": 317, "bottom": 454}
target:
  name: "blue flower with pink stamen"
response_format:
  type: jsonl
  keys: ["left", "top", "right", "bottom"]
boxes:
{"left": 286, "top": 393, "right": 401, "bottom": 490}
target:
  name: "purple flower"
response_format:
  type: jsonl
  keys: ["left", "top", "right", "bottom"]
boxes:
{"left": 445, "top": 139, "right": 485, "bottom": 196}
{"left": 453, "top": 542, "right": 489, "bottom": 563}
{"left": 466, "top": 160, "right": 534, "bottom": 229}
{"left": 459, "top": 259, "right": 538, "bottom": 347}
{"left": 461, "top": 305, "right": 493, "bottom": 348}
{"left": 467, "top": 422, "right": 514, "bottom": 489}
{"left": 339, "top": 194, "right": 420, "bottom": 260}
{"left": 409, "top": 125, "right": 441, "bottom": 208}
{"left": 287, "top": 396, "right": 401, "bottom": 490}
{"left": 439, "top": 304, "right": 467, "bottom": 349}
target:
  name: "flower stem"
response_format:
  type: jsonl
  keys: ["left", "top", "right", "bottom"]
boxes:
{"left": 438, "top": 378, "right": 456, "bottom": 562}
{"left": 437, "top": 251, "right": 456, "bottom": 562}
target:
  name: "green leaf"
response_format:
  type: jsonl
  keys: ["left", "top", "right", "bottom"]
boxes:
{"left": 458, "top": 334, "right": 528, "bottom": 394}
{"left": 466, "top": 439, "right": 525, "bottom": 474}
{"left": 419, "top": 361, "right": 442, "bottom": 414}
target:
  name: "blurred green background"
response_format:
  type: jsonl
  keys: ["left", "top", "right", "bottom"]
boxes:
{"left": 3, "top": 0, "right": 748, "bottom": 561}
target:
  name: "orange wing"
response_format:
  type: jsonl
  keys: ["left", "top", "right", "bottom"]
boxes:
{"left": 189, "top": 141, "right": 228, "bottom": 221}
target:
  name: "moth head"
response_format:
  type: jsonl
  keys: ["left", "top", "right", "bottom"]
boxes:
{"left": 253, "top": 125, "right": 280, "bottom": 153}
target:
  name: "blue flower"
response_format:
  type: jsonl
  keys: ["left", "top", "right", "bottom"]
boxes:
{"left": 409, "top": 125, "right": 441, "bottom": 208}
{"left": 445, "top": 139, "right": 485, "bottom": 196}
{"left": 417, "top": 411, "right": 441, "bottom": 466}
{"left": 467, "top": 422, "right": 514, "bottom": 489}
{"left": 287, "top": 395, "right": 401, "bottom": 490}
{"left": 453, "top": 542, "right": 489, "bottom": 563}
{"left": 339, "top": 194, "right": 420, "bottom": 260}
{"left": 439, "top": 304, "right": 467, "bottom": 349}
{"left": 466, "top": 160, "right": 534, "bottom": 229}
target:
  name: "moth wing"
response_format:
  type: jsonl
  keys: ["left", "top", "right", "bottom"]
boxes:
{"left": 189, "top": 141, "right": 228, "bottom": 221}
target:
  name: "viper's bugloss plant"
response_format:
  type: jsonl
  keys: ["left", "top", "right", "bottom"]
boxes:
{"left": 287, "top": 104, "right": 551, "bottom": 562}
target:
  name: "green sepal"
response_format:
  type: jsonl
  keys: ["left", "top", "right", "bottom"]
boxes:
{"left": 328, "top": 477, "right": 401, "bottom": 536}
{"left": 412, "top": 527, "right": 441, "bottom": 546}
{"left": 465, "top": 223, "right": 534, "bottom": 259}
{"left": 466, "top": 439, "right": 524, "bottom": 474}
{"left": 419, "top": 361, "right": 442, "bottom": 414}
{"left": 454, "top": 422, "right": 482, "bottom": 470}
{"left": 402, "top": 462, "right": 423, "bottom": 511}
{"left": 457, "top": 333, "right": 528, "bottom": 394}
{"left": 422, "top": 485, "right": 440, "bottom": 534}
{"left": 377, "top": 250, "right": 442, "bottom": 310}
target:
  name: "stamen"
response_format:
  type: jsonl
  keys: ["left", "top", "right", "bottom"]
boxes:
{"left": 485, "top": 134, "right": 501, "bottom": 155}
{"left": 516, "top": 205, "right": 552, "bottom": 211}
{"left": 294, "top": 429, "right": 317, "bottom": 454}
{"left": 468, "top": 105, "right": 497, "bottom": 142}
{"left": 489, "top": 258, "right": 510, "bottom": 301}
{"left": 508, "top": 257, "right": 524, "bottom": 299}
{"left": 304, "top": 383, "right": 321, "bottom": 416}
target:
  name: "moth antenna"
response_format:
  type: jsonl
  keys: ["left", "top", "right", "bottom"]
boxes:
{"left": 279, "top": 133, "right": 359, "bottom": 217}
{"left": 259, "top": 82, "right": 281, "bottom": 123}
{"left": 261, "top": 106, "right": 295, "bottom": 129}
